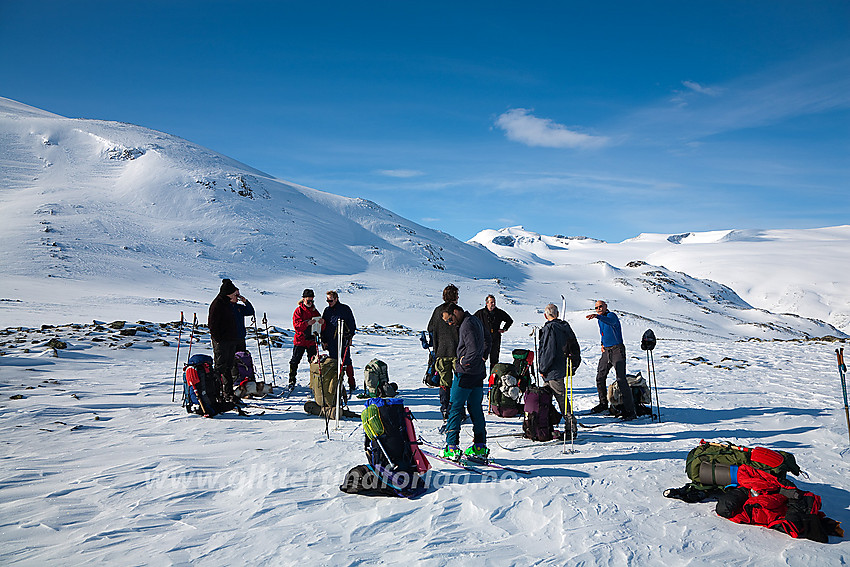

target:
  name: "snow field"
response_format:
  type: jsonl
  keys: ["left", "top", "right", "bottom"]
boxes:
{"left": 0, "top": 324, "right": 847, "bottom": 565}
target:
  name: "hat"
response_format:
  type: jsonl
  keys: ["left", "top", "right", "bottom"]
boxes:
{"left": 302, "top": 288, "right": 315, "bottom": 298}
{"left": 220, "top": 279, "right": 238, "bottom": 295}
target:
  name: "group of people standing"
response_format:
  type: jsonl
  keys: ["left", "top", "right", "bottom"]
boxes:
{"left": 208, "top": 281, "right": 357, "bottom": 401}
{"left": 207, "top": 278, "right": 638, "bottom": 456}
{"left": 429, "top": 287, "right": 637, "bottom": 459}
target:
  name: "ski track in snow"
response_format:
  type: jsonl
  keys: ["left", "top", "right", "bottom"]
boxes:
{"left": 0, "top": 325, "right": 848, "bottom": 566}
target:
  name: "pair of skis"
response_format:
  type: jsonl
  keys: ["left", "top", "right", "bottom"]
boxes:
{"left": 418, "top": 436, "right": 530, "bottom": 475}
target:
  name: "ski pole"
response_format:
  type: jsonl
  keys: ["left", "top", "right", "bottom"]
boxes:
{"left": 172, "top": 311, "right": 184, "bottom": 402}
{"left": 647, "top": 348, "right": 654, "bottom": 421}
{"left": 335, "top": 320, "right": 345, "bottom": 430}
{"left": 650, "top": 349, "right": 661, "bottom": 423}
{"left": 837, "top": 348, "right": 850, "bottom": 443}
{"left": 251, "top": 315, "right": 267, "bottom": 383}
{"left": 186, "top": 313, "right": 198, "bottom": 362}
{"left": 262, "top": 313, "right": 276, "bottom": 387}
{"left": 531, "top": 326, "right": 540, "bottom": 387}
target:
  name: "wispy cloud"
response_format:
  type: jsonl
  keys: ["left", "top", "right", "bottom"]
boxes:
{"left": 681, "top": 80, "right": 724, "bottom": 97}
{"left": 376, "top": 169, "right": 425, "bottom": 178}
{"left": 495, "top": 108, "right": 609, "bottom": 149}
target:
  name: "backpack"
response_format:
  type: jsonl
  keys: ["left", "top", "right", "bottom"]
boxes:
{"left": 522, "top": 385, "right": 561, "bottom": 441}
{"left": 422, "top": 350, "right": 440, "bottom": 388}
{"left": 345, "top": 398, "right": 430, "bottom": 498}
{"left": 511, "top": 349, "right": 534, "bottom": 379}
{"left": 233, "top": 351, "right": 255, "bottom": 388}
{"left": 489, "top": 362, "right": 524, "bottom": 417}
{"left": 182, "top": 353, "right": 235, "bottom": 417}
{"left": 309, "top": 355, "right": 341, "bottom": 415}
{"left": 685, "top": 440, "right": 801, "bottom": 491}
{"left": 607, "top": 371, "right": 652, "bottom": 416}
{"left": 364, "top": 358, "right": 398, "bottom": 398}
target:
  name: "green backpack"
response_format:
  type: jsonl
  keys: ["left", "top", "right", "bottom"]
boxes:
{"left": 364, "top": 359, "right": 397, "bottom": 398}
{"left": 685, "top": 440, "right": 801, "bottom": 490}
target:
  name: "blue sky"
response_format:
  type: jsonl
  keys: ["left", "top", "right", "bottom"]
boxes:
{"left": 2, "top": 1, "right": 848, "bottom": 242}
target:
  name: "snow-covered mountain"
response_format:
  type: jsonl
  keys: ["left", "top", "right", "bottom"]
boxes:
{"left": 470, "top": 226, "right": 850, "bottom": 337}
{"left": 0, "top": 96, "right": 845, "bottom": 340}
{"left": 0, "top": 97, "right": 520, "bottom": 327}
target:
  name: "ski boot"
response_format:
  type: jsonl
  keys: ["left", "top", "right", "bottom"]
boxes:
{"left": 464, "top": 444, "right": 490, "bottom": 462}
{"left": 441, "top": 445, "right": 462, "bottom": 461}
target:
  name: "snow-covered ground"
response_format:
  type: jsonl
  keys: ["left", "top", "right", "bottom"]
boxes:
{"left": 1, "top": 97, "right": 849, "bottom": 564}
{"left": 0, "top": 322, "right": 848, "bottom": 565}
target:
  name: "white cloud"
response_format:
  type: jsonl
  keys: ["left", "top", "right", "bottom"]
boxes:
{"left": 495, "top": 108, "right": 609, "bottom": 149}
{"left": 681, "top": 80, "right": 724, "bottom": 97}
{"left": 376, "top": 169, "right": 424, "bottom": 178}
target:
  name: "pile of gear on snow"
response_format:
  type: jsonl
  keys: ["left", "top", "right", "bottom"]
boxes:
{"left": 664, "top": 440, "right": 843, "bottom": 542}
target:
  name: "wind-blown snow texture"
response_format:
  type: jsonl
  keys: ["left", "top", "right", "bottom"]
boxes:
{"left": 1, "top": 98, "right": 848, "bottom": 565}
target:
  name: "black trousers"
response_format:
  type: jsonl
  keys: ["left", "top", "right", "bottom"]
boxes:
{"left": 212, "top": 337, "right": 246, "bottom": 395}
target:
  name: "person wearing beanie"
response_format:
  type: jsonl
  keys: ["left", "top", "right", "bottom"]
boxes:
{"left": 208, "top": 279, "right": 255, "bottom": 400}
{"left": 289, "top": 288, "right": 325, "bottom": 389}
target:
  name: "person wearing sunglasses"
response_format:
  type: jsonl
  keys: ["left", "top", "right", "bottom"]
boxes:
{"left": 586, "top": 300, "right": 636, "bottom": 420}
{"left": 321, "top": 290, "right": 357, "bottom": 393}
{"left": 289, "top": 288, "right": 325, "bottom": 389}
{"left": 440, "top": 303, "right": 491, "bottom": 461}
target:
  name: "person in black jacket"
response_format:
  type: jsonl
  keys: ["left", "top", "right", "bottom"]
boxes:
{"left": 321, "top": 290, "right": 357, "bottom": 392}
{"left": 208, "top": 279, "right": 255, "bottom": 400}
{"left": 474, "top": 294, "right": 513, "bottom": 372}
{"left": 538, "top": 303, "right": 580, "bottom": 439}
{"left": 440, "top": 304, "right": 491, "bottom": 460}
{"left": 427, "top": 284, "right": 460, "bottom": 420}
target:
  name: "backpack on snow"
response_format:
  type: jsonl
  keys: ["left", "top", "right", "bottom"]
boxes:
{"left": 607, "top": 371, "right": 652, "bottom": 416}
{"left": 685, "top": 440, "right": 801, "bottom": 491}
{"left": 488, "top": 362, "right": 525, "bottom": 417}
{"left": 308, "top": 355, "right": 343, "bottom": 418}
{"left": 363, "top": 358, "right": 398, "bottom": 398}
{"left": 182, "top": 353, "right": 235, "bottom": 417}
{"left": 522, "top": 385, "right": 561, "bottom": 441}
{"left": 340, "top": 397, "right": 431, "bottom": 498}
{"left": 232, "top": 351, "right": 272, "bottom": 399}
{"left": 511, "top": 349, "right": 535, "bottom": 379}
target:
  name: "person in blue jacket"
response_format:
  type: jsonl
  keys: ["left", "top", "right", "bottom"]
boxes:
{"left": 586, "top": 300, "right": 636, "bottom": 420}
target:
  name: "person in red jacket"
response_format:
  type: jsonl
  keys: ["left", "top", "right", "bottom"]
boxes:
{"left": 288, "top": 289, "right": 325, "bottom": 389}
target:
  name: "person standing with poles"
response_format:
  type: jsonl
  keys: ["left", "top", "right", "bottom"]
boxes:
{"left": 208, "top": 279, "right": 255, "bottom": 402}
{"left": 321, "top": 290, "right": 357, "bottom": 394}
{"left": 586, "top": 300, "right": 636, "bottom": 421}
{"left": 538, "top": 303, "right": 580, "bottom": 442}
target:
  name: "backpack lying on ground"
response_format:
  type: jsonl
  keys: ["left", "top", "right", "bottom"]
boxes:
{"left": 664, "top": 440, "right": 842, "bottom": 542}
{"left": 183, "top": 353, "right": 236, "bottom": 417}
{"left": 340, "top": 398, "right": 430, "bottom": 498}
{"left": 607, "top": 371, "right": 652, "bottom": 417}
{"left": 489, "top": 362, "right": 525, "bottom": 417}
{"left": 233, "top": 350, "right": 272, "bottom": 399}
{"left": 363, "top": 358, "right": 398, "bottom": 398}
{"left": 522, "top": 385, "right": 561, "bottom": 441}
{"left": 684, "top": 440, "right": 800, "bottom": 491}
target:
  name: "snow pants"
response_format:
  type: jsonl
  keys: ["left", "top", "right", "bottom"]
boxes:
{"left": 595, "top": 343, "right": 635, "bottom": 416}
{"left": 445, "top": 375, "right": 486, "bottom": 447}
